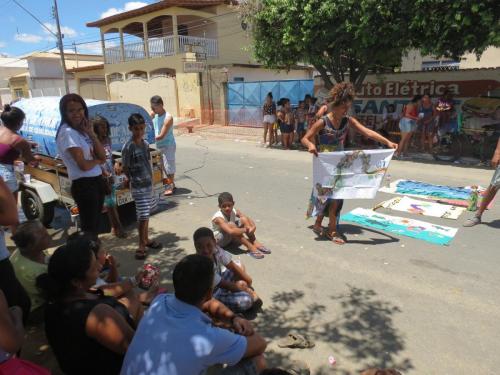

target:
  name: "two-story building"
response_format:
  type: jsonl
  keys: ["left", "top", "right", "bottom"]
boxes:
{"left": 86, "top": 0, "right": 312, "bottom": 124}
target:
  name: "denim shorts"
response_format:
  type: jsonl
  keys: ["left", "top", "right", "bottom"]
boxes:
{"left": 399, "top": 118, "right": 416, "bottom": 133}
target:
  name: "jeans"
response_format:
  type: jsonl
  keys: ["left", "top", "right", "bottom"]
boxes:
{"left": 71, "top": 175, "right": 105, "bottom": 235}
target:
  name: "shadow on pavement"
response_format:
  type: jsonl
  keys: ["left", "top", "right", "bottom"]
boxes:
{"left": 254, "top": 286, "right": 412, "bottom": 373}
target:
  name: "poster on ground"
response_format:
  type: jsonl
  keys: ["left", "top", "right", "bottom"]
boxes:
{"left": 341, "top": 207, "right": 458, "bottom": 246}
{"left": 313, "top": 149, "right": 394, "bottom": 200}
{"left": 375, "top": 196, "right": 466, "bottom": 220}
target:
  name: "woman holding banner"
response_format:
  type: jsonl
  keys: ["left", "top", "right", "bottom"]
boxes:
{"left": 302, "top": 82, "right": 398, "bottom": 245}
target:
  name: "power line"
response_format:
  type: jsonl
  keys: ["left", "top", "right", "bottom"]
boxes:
{"left": 12, "top": 0, "right": 57, "bottom": 37}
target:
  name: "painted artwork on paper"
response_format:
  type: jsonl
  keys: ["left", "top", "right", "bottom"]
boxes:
{"left": 340, "top": 208, "right": 458, "bottom": 245}
{"left": 375, "top": 196, "right": 466, "bottom": 220}
{"left": 313, "top": 149, "right": 395, "bottom": 200}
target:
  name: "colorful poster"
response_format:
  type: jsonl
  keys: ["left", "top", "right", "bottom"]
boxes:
{"left": 341, "top": 208, "right": 458, "bottom": 245}
{"left": 313, "top": 149, "right": 394, "bottom": 200}
{"left": 375, "top": 196, "right": 466, "bottom": 220}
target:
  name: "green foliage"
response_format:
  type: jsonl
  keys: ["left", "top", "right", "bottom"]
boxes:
{"left": 409, "top": 1, "right": 500, "bottom": 59}
{"left": 241, "top": 0, "right": 500, "bottom": 89}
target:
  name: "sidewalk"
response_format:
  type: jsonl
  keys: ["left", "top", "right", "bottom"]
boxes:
{"left": 175, "top": 124, "right": 262, "bottom": 143}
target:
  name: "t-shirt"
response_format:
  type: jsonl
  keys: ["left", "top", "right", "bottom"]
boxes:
{"left": 102, "top": 141, "right": 114, "bottom": 176}
{"left": 45, "top": 292, "right": 134, "bottom": 375}
{"left": 212, "top": 209, "right": 239, "bottom": 237}
{"left": 120, "top": 294, "right": 247, "bottom": 375}
{"left": 121, "top": 139, "right": 152, "bottom": 189}
{"left": 9, "top": 250, "right": 47, "bottom": 311}
{"left": 153, "top": 112, "right": 175, "bottom": 148}
{"left": 213, "top": 245, "right": 232, "bottom": 288}
{"left": 56, "top": 123, "right": 102, "bottom": 181}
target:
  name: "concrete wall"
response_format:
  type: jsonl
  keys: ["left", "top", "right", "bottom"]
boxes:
{"left": 29, "top": 78, "right": 77, "bottom": 97}
{"left": 108, "top": 75, "right": 178, "bottom": 116}
{"left": 80, "top": 80, "right": 107, "bottom": 100}
{"left": 176, "top": 72, "right": 201, "bottom": 118}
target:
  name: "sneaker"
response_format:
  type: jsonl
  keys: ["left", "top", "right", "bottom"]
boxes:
{"left": 463, "top": 216, "right": 481, "bottom": 227}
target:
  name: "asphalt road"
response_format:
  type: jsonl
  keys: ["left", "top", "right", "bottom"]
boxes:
{"left": 23, "top": 134, "right": 500, "bottom": 374}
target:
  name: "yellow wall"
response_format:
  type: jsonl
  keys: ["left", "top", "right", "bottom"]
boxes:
{"left": 176, "top": 73, "right": 201, "bottom": 118}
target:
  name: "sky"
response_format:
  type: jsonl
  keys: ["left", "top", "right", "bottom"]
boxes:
{"left": 0, "top": 0, "right": 150, "bottom": 57}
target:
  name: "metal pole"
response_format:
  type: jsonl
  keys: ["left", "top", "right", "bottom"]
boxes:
{"left": 53, "top": 0, "right": 69, "bottom": 94}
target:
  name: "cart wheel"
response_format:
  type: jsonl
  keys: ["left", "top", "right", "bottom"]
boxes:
{"left": 21, "top": 189, "right": 55, "bottom": 226}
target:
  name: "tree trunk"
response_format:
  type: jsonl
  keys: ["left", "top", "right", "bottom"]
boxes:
{"left": 315, "top": 65, "right": 334, "bottom": 90}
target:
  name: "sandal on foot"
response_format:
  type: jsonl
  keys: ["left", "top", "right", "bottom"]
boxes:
{"left": 325, "top": 232, "right": 346, "bottom": 245}
{"left": 146, "top": 240, "right": 162, "bottom": 249}
{"left": 312, "top": 226, "right": 323, "bottom": 236}
{"left": 257, "top": 245, "right": 272, "bottom": 254}
{"left": 164, "top": 186, "right": 176, "bottom": 196}
{"left": 463, "top": 216, "right": 481, "bottom": 227}
{"left": 135, "top": 249, "right": 147, "bottom": 260}
{"left": 248, "top": 251, "right": 264, "bottom": 259}
{"left": 113, "top": 230, "right": 127, "bottom": 239}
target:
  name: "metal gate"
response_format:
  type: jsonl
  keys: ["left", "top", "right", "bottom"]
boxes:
{"left": 227, "top": 80, "right": 314, "bottom": 127}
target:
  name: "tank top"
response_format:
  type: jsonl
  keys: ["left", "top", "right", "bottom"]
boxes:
{"left": 45, "top": 291, "right": 134, "bottom": 375}
{"left": 318, "top": 115, "right": 350, "bottom": 152}
{"left": 0, "top": 142, "right": 20, "bottom": 165}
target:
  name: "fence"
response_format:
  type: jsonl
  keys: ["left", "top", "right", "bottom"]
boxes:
{"left": 227, "top": 80, "right": 314, "bottom": 127}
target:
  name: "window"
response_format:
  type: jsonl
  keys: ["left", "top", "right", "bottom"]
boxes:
{"left": 108, "top": 73, "right": 123, "bottom": 83}
{"left": 13, "top": 89, "right": 25, "bottom": 98}
{"left": 233, "top": 77, "right": 244, "bottom": 82}
{"left": 178, "top": 24, "right": 188, "bottom": 36}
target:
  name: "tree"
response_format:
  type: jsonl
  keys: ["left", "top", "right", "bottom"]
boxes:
{"left": 240, "top": 0, "right": 500, "bottom": 90}
{"left": 409, "top": 1, "right": 500, "bottom": 60}
{"left": 240, "top": 0, "right": 411, "bottom": 90}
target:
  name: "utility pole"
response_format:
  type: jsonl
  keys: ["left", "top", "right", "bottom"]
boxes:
{"left": 53, "top": 0, "right": 69, "bottom": 94}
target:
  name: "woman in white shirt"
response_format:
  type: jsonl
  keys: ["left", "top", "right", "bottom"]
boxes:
{"left": 56, "top": 94, "right": 106, "bottom": 235}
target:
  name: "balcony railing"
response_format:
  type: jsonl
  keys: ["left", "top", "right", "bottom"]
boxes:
{"left": 104, "top": 35, "right": 218, "bottom": 64}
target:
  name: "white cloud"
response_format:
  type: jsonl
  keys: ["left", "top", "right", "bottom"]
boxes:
{"left": 0, "top": 41, "right": 5, "bottom": 48}
{"left": 14, "top": 33, "right": 43, "bottom": 43}
{"left": 42, "top": 23, "right": 78, "bottom": 39}
{"left": 100, "top": 2, "right": 148, "bottom": 19}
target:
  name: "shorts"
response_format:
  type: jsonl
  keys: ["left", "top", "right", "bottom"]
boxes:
{"left": 280, "top": 123, "right": 294, "bottom": 134}
{"left": 104, "top": 185, "right": 117, "bottom": 208}
{"left": 214, "top": 230, "right": 233, "bottom": 247}
{"left": 263, "top": 115, "right": 276, "bottom": 124}
{"left": 213, "top": 269, "right": 253, "bottom": 312}
{"left": 296, "top": 122, "right": 306, "bottom": 132}
{"left": 399, "top": 117, "right": 417, "bottom": 133}
{"left": 0, "top": 163, "right": 18, "bottom": 192}
{"left": 158, "top": 144, "right": 176, "bottom": 175}
{"left": 131, "top": 185, "right": 153, "bottom": 221}
{"left": 491, "top": 166, "right": 500, "bottom": 188}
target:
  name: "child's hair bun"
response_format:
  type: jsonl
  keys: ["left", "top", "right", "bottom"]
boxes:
{"left": 3, "top": 104, "right": 11, "bottom": 112}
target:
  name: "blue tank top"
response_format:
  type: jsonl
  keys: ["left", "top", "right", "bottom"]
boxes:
{"left": 318, "top": 115, "right": 350, "bottom": 152}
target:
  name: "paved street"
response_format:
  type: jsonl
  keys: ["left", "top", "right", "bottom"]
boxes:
{"left": 24, "top": 134, "right": 500, "bottom": 374}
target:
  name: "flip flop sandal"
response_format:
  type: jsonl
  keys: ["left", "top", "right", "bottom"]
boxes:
{"left": 257, "top": 246, "right": 272, "bottom": 254}
{"left": 248, "top": 251, "right": 264, "bottom": 259}
{"left": 278, "top": 333, "right": 314, "bottom": 349}
{"left": 135, "top": 249, "right": 147, "bottom": 260}
{"left": 146, "top": 241, "right": 162, "bottom": 249}
{"left": 164, "top": 186, "right": 177, "bottom": 196}
{"left": 325, "top": 232, "right": 346, "bottom": 245}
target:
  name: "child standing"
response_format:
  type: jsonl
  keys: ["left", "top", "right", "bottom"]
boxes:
{"left": 92, "top": 115, "right": 126, "bottom": 238}
{"left": 150, "top": 95, "right": 176, "bottom": 196}
{"left": 121, "top": 113, "right": 162, "bottom": 259}
{"left": 278, "top": 98, "right": 294, "bottom": 149}
{"left": 212, "top": 192, "right": 271, "bottom": 259}
{"left": 295, "top": 100, "right": 307, "bottom": 145}
{"left": 193, "top": 227, "right": 262, "bottom": 312}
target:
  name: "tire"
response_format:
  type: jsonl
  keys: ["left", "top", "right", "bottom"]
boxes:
{"left": 21, "top": 189, "right": 55, "bottom": 226}
{"left": 432, "top": 133, "right": 462, "bottom": 162}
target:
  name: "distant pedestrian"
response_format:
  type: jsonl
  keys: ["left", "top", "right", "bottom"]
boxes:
{"left": 396, "top": 95, "right": 421, "bottom": 159}
{"left": 150, "top": 95, "right": 176, "bottom": 196}
{"left": 464, "top": 136, "right": 500, "bottom": 227}
{"left": 262, "top": 92, "right": 276, "bottom": 147}
{"left": 418, "top": 94, "right": 437, "bottom": 152}
{"left": 121, "top": 113, "right": 162, "bottom": 260}
{"left": 295, "top": 100, "right": 307, "bottom": 145}
{"left": 278, "top": 98, "right": 294, "bottom": 149}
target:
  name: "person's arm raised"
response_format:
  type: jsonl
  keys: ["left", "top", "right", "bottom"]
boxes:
{"left": 86, "top": 303, "right": 134, "bottom": 354}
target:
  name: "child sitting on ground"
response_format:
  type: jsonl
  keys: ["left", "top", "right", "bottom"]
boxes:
{"left": 194, "top": 227, "right": 262, "bottom": 312}
{"left": 212, "top": 192, "right": 271, "bottom": 259}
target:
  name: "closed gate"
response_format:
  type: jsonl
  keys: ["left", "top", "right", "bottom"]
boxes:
{"left": 227, "top": 80, "right": 314, "bottom": 127}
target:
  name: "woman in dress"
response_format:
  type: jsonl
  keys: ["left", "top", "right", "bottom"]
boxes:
{"left": 301, "top": 83, "right": 398, "bottom": 245}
